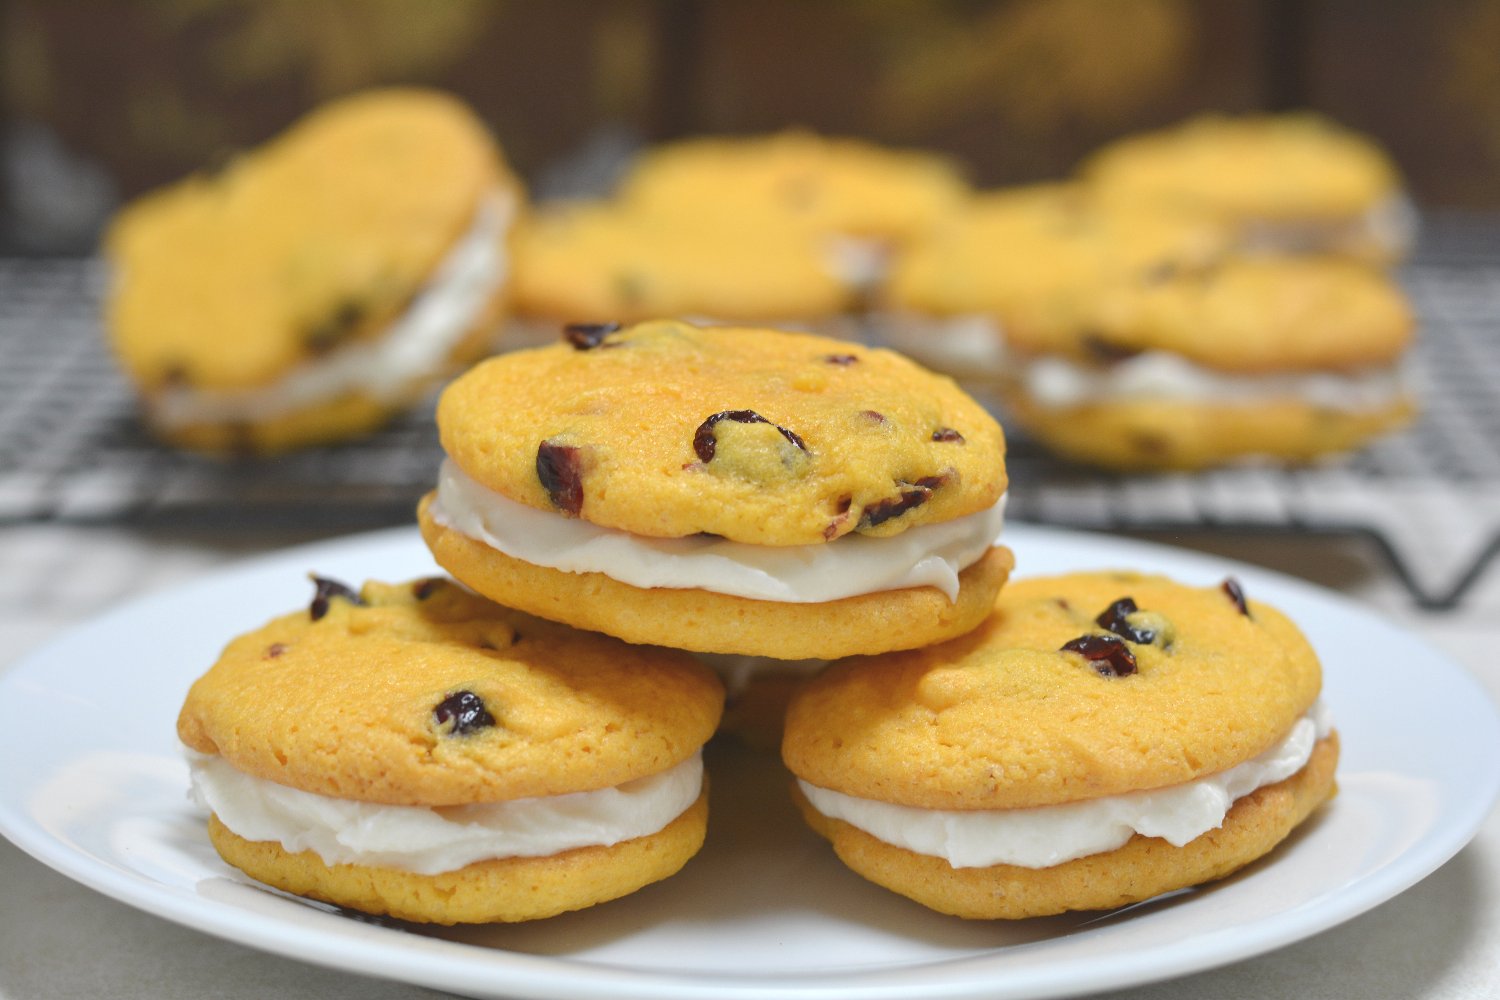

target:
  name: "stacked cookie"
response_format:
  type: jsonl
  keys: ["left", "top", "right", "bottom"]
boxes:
{"left": 105, "top": 88, "right": 522, "bottom": 453}
{"left": 419, "top": 319, "right": 1014, "bottom": 741}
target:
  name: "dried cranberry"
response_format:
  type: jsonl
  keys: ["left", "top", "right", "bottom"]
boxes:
{"left": 692, "top": 410, "right": 808, "bottom": 463}
{"left": 1222, "top": 577, "right": 1251, "bottom": 617}
{"left": 825, "top": 354, "right": 860, "bottom": 366}
{"left": 1095, "top": 596, "right": 1156, "bottom": 644}
{"left": 536, "top": 440, "right": 587, "bottom": 516}
{"left": 413, "top": 578, "right": 445, "bottom": 600}
{"left": 305, "top": 300, "right": 365, "bottom": 355}
{"left": 1081, "top": 334, "right": 1140, "bottom": 364}
{"left": 309, "top": 576, "right": 363, "bottom": 621}
{"left": 860, "top": 410, "right": 888, "bottom": 424}
{"left": 433, "top": 690, "right": 494, "bottom": 735}
{"left": 1061, "top": 635, "right": 1138, "bottom": 677}
{"left": 931, "top": 427, "right": 965, "bottom": 443}
{"left": 264, "top": 643, "right": 287, "bottom": 659}
{"left": 563, "top": 322, "right": 621, "bottom": 350}
{"left": 859, "top": 473, "right": 949, "bottom": 529}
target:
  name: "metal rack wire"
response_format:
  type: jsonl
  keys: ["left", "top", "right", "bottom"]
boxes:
{"left": 2, "top": 217, "right": 1499, "bottom": 607}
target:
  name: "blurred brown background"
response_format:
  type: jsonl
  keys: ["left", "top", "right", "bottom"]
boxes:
{"left": 4, "top": 0, "right": 1499, "bottom": 252}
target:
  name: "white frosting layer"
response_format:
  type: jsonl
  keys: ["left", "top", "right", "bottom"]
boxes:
{"left": 1240, "top": 194, "right": 1418, "bottom": 259}
{"left": 154, "top": 189, "right": 515, "bottom": 428}
{"left": 695, "top": 653, "right": 828, "bottom": 696}
{"left": 430, "top": 459, "right": 1006, "bottom": 604}
{"left": 799, "top": 702, "right": 1332, "bottom": 870}
{"left": 188, "top": 750, "right": 703, "bottom": 875}
{"left": 1022, "top": 350, "right": 1404, "bottom": 411}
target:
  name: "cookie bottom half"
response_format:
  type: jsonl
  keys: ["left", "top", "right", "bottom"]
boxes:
{"left": 206, "top": 789, "right": 708, "bottom": 924}
{"left": 144, "top": 302, "right": 506, "bottom": 455}
{"left": 418, "top": 494, "right": 1014, "bottom": 659}
{"left": 1004, "top": 393, "right": 1413, "bottom": 472}
{"left": 794, "top": 733, "right": 1339, "bottom": 920}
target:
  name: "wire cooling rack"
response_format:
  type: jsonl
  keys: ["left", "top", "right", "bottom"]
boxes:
{"left": 2, "top": 218, "right": 1500, "bottom": 608}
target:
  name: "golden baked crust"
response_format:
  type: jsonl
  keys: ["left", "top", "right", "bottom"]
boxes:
{"left": 177, "top": 576, "right": 722, "bottom": 805}
{"left": 1002, "top": 393, "right": 1415, "bottom": 472}
{"left": 207, "top": 790, "right": 709, "bottom": 924}
{"left": 783, "top": 572, "right": 1323, "bottom": 810}
{"left": 511, "top": 200, "right": 856, "bottom": 324}
{"left": 1081, "top": 113, "right": 1402, "bottom": 225}
{"left": 436, "top": 320, "right": 1007, "bottom": 545}
{"left": 794, "top": 735, "right": 1338, "bottom": 919}
{"left": 616, "top": 130, "right": 968, "bottom": 244}
{"left": 105, "top": 88, "right": 521, "bottom": 452}
{"left": 419, "top": 494, "right": 1014, "bottom": 659}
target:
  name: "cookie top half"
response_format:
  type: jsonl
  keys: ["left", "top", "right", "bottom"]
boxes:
{"left": 1081, "top": 113, "right": 1402, "bottom": 222}
{"left": 616, "top": 130, "right": 968, "bottom": 243}
{"left": 177, "top": 577, "right": 723, "bottom": 807}
{"left": 885, "top": 183, "right": 1228, "bottom": 328}
{"left": 437, "top": 321, "right": 1007, "bottom": 546}
{"left": 783, "top": 572, "right": 1323, "bottom": 810}
{"left": 107, "top": 88, "right": 517, "bottom": 392}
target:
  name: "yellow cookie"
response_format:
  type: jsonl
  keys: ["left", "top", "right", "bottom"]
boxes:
{"left": 420, "top": 320, "right": 1011, "bottom": 658}
{"left": 178, "top": 576, "right": 722, "bottom": 923}
{"left": 783, "top": 571, "right": 1338, "bottom": 918}
{"left": 616, "top": 129, "right": 969, "bottom": 246}
{"left": 507, "top": 199, "right": 860, "bottom": 345}
{"left": 106, "top": 88, "right": 523, "bottom": 453}
{"left": 1081, "top": 112, "right": 1413, "bottom": 263}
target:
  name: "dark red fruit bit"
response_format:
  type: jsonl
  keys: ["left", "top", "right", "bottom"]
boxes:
{"left": 433, "top": 690, "right": 494, "bottom": 736}
{"left": 536, "top": 440, "right": 586, "bottom": 515}
{"left": 825, "top": 353, "right": 860, "bottom": 366}
{"left": 413, "top": 578, "right": 445, "bottom": 600}
{"left": 1095, "top": 596, "right": 1156, "bottom": 643}
{"left": 860, "top": 410, "right": 887, "bottom": 424}
{"left": 1061, "top": 635, "right": 1138, "bottom": 677}
{"left": 309, "top": 576, "right": 363, "bottom": 621}
{"left": 692, "top": 410, "right": 808, "bottom": 463}
{"left": 931, "top": 427, "right": 965, "bottom": 443}
{"left": 563, "top": 322, "right": 621, "bottom": 350}
{"left": 305, "top": 300, "right": 365, "bottom": 355}
{"left": 1222, "top": 577, "right": 1251, "bottom": 617}
{"left": 859, "top": 473, "right": 949, "bottom": 529}
{"left": 1082, "top": 334, "right": 1140, "bottom": 363}
{"left": 264, "top": 643, "right": 287, "bottom": 659}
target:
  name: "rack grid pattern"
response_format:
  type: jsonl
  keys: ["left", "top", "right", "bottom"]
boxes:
{"left": 3, "top": 217, "right": 1500, "bottom": 607}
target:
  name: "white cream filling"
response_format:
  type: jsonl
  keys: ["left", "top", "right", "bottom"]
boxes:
{"left": 695, "top": 653, "right": 828, "bottom": 696}
{"left": 430, "top": 458, "right": 1005, "bottom": 604}
{"left": 188, "top": 750, "right": 702, "bottom": 876}
{"left": 874, "top": 313, "right": 1009, "bottom": 376}
{"left": 799, "top": 701, "right": 1332, "bottom": 870}
{"left": 153, "top": 189, "right": 515, "bottom": 428}
{"left": 1239, "top": 194, "right": 1418, "bottom": 259}
{"left": 1022, "top": 350, "right": 1405, "bottom": 411}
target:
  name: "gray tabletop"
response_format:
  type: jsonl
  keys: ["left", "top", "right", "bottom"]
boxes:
{"left": 3, "top": 525, "right": 1497, "bottom": 1000}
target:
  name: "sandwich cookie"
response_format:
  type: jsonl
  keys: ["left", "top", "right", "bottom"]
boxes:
{"left": 418, "top": 320, "right": 1012, "bottom": 659}
{"left": 783, "top": 572, "right": 1338, "bottom": 919}
{"left": 106, "top": 88, "right": 522, "bottom": 453}
{"left": 177, "top": 576, "right": 722, "bottom": 923}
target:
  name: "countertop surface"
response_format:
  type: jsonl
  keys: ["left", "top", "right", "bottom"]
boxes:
{"left": 2, "top": 522, "right": 1496, "bottom": 1000}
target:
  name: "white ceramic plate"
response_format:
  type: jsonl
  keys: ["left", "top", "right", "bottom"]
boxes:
{"left": 2, "top": 524, "right": 1497, "bottom": 1000}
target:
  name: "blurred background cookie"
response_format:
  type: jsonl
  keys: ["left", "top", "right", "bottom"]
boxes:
{"left": 104, "top": 88, "right": 523, "bottom": 454}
